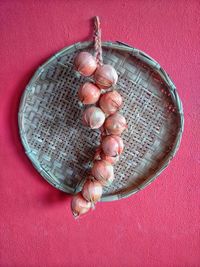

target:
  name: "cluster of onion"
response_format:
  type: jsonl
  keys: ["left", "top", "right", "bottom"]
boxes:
{"left": 71, "top": 51, "right": 127, "bottom": 218}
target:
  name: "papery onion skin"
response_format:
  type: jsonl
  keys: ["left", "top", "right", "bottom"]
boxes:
{"left": 91, "top": 160, "right": 114, "bottom": 186}
{"left": 78, "top": 82, "right": 101, "bottom": 105}
{"left": 94, "top": 146, "right": 120, "bottom": 164}
{"left": 101, "top": 135, "right": 124, "bottom": 157}
{"left": 82, "top": 179, "right": 103, "bottom": 203}
{"left": 74, "top": 52, "right": 97, "bottom": 76}
{"left": 71, "top": 193, "right": 92, "bottom": 218}
{"left": 82, "top": 106, "right": 105, "bottom": 129}
{"left": 104, "top": 112, "right": 127, "bottom": 135}
{"left": 94, "top": 146, "right": 102, "bottom": 161}
{"left": 99, "top": 91, "right": 123, "bottom": 115}
{"left": 94, "top": 64, "right": 118, "bottom": 89}
{"left": 101, "top": 152, "right": 119, "bottom": 165}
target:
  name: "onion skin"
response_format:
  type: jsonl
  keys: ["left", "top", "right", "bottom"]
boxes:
{"left": 99, "top": 91, "right": 123, "bottom": 115}
{"left": 91, "top": 160, "right": 114, "bottom": 186}
{"left": 104, "top": 112, "right": 127, "bottom": 135}
{"left": 94, "top": 64, "right": 118, "bottom": 89}
{"left": 101, "top": 135, "right": 124, "bottom": 157}
{"left": 74, "top": 52, "right": 97, "bottom": 76}
{"left": 101, "top": 152, "right": 119, "bottom": 165}
{"left": 82, "top": 179, "right": 103, "bottom": 204}
{"left": 82, "top": 106, "right": 105, "bottom": 129}
{"left": 78, "top": 82, "right": 101, "bottom": 105}
{"left": 94, "top": 146, "right": 120, "bottom": 164}
{"left": 71, "top": 193, "right": 92, "bottom": 218}
{"left": 94, "top": 146, "right": 102, "bottom": 161}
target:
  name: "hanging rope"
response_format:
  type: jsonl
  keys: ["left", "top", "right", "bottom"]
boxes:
{"left": 94, "top": 16, "right": 103, "bottom": 66}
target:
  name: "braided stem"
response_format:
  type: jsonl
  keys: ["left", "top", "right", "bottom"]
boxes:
{"left": 94, "top": 16, "right": 103, "bottom": 66}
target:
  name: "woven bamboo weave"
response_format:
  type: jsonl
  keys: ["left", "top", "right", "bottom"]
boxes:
{"left": 18, "top": 41, "right": 184, "bottom": 201}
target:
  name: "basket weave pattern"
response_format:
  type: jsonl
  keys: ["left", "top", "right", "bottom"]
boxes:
{"left": 18, "top": 42, "right": 183, "bottom": 201}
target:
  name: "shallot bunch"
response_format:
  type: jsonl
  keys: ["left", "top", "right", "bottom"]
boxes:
{"left": 71, "top": 16, "right": 128, "bottom": 218}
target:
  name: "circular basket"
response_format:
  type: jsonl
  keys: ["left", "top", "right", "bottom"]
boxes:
{"left": 18, "top": 41, "right": 184, "bottom": 201}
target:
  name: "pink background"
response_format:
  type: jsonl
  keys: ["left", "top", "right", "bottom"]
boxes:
{"left": 0, "top": 1, "right": 200, "bottom": 266}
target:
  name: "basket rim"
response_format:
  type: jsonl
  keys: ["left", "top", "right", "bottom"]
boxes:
{"left": 18, "top": 41, "right": 184, "bottom": 202}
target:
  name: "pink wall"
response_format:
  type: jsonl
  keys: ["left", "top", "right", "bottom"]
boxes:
{"left": 0, "top": 1, "right": 199, "bottom": 266}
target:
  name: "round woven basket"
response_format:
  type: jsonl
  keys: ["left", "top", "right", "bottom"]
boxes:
{"left": 18, "top": 41, "right": 184, "bottom": 201}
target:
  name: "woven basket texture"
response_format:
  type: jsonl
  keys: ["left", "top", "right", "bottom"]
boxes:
{"left": 18, "top": 41, "right": 184, "bottom": 201}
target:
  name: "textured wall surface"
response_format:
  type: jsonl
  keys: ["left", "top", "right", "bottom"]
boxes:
{"left": 0, "top": 1, "right": 199, "bottom": 267}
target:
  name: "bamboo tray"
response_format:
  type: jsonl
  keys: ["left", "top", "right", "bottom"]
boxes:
{"left": 18, "top": 41, "right": 184, "bottom": 201}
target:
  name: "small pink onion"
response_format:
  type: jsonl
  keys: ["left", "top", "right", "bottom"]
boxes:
{"left": 101, "top": 135, "right": 124, "bottom": 157}
{"left": 94, "top": 64, "right": 118, "bottom": 89}
{"left": 91, "top": 160, "right": 114, "bottom": 186}
{"left": 99, "top": 91, "right": 123, "bottom": 115}
{"left": 78, "top": 82, "right": 101, "bottom": 105}
{"left": 104, "top": 112, "right": 127, "bottom": 135}
{"left": 82, "top": 179, "right": 103, "bottom": 204}
{"left": 74, "top": 52, "right": 97, "bottom": 76}
{"left": 82, "top": 106, "right": 105, "bottom": 129}
{"left": 101, "top": 152, "right": 119, "bottom": 165}
{"left": 71, "top": 193, "right": 92, "bottom": 218}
